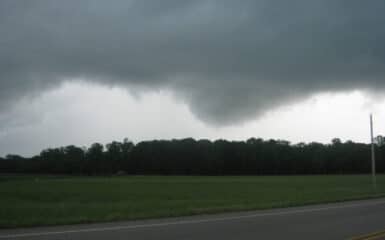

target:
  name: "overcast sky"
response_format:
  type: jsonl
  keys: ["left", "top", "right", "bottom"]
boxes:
{"left": 1, "top": 1, "right": 385, "bottom": 156}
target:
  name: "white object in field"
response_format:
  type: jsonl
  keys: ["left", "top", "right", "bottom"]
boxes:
{"left": 370, "top": 114, "right": 376, "bottom": 190}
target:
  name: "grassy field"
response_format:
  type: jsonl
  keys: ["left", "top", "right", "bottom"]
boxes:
{"left": 0, "top": 175, "right": 384, "bottom": 228}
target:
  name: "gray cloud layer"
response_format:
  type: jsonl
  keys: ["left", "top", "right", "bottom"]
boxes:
{"left": 1, "top": 0, "right": 385, "bottom": 125}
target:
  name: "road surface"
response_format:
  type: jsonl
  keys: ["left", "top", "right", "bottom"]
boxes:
{"left": 1, "top": 198, "right": 385, "bottom": 240}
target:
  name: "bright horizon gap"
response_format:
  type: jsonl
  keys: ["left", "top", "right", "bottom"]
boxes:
{"left": 0, "top": 82, "right": 384, "bottom": 157}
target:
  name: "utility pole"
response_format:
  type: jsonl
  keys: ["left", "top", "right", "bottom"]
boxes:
{"left": 370, "top": 114, "right": 377, "bottom": 190}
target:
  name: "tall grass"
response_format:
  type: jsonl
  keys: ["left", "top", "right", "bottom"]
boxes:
{"left": 0, "top": 175, "right": 384, "bottom": 228}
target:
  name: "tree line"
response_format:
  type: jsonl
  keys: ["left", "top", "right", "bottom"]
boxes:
{"left": 1, "top": 137, "right": 384, "bottom": 175}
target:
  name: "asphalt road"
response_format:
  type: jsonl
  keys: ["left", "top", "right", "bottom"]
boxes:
{"left": 1, "top": 198, "right": 385, "bottom": 240}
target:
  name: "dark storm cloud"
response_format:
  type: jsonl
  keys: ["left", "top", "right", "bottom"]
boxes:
{"left": 1, "top": 0, "right": 385, "bottom": 125}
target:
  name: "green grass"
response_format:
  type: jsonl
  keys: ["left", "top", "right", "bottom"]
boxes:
{"left": 0, "top": 175, "right": 384, "bottom": 228}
